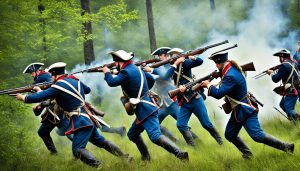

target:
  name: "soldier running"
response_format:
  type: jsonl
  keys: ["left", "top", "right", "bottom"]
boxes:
{"left": 17, "top": 62, "right": 131, "bottom": 167}
{"left": 102, "top": 50, "right": 188, "bottom": 161}
{"left": 201, "top": 52, "right": 294, "bottom": 159}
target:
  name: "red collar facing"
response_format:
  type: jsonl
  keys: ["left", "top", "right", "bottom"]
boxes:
{"left": 121, "top": 60, "right": 133, "bottom": 69}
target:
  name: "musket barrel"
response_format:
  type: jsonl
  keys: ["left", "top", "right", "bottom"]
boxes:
{"left": 151, "top": 40, "right": 229, "bottom": 68}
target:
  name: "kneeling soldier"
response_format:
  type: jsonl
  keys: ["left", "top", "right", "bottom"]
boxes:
{"left": 17, "top": 62, "right": 131, "bottom": 167}
{"left": 201, "top": 52, "right": 294, "bottom": 159}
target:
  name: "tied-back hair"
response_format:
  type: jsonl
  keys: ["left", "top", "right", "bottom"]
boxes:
{"left": 230, "top": 60, "right": 245, "bottom": 76}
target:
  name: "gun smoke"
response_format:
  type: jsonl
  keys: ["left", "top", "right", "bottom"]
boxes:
{"left": 70, "top": 0, "right": 299, "bottom": 128}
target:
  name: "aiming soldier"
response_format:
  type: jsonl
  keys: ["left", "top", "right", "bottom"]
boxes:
{"left": 143, "top": 47, "right": 198, "bottom": 142}
{"left": 17, "top": 62, "right": 131, "bottom": 167}
{"left": 165, "top": 48, "right": 223, "bottom": 147}
{"left": 267, "top": 49, "right": 300, "bottom": 121}
{"left": 201, "top": 52, "right": 294, "bottom": 159}
{"left": 23, "top": 63, "right": 63, "bottom": 154}
{"left": 102, "top": 50, "right": 188, "bottom": 161}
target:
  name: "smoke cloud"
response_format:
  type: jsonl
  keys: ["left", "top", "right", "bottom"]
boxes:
{"left": 70, "top": 0, "right": 299, "bottom": 127}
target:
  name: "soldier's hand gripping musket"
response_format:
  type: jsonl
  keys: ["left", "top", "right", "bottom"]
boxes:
{"left": 150, "top": 40, "right": 229, "bottom": 68}
{"left": 253, "top": 64, "right": 281, "bottom": 79}
{"left": 0, "top": 81, "right": 53, "bottom": 96}
{"left": 72, "top": 62, "right": 116, "bottom": 74}
{"left": 168, "top": 62, "right": 256, "bottom": 99}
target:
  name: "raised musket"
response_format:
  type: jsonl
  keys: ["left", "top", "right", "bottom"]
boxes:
{"left": 253, "top": 64, "right": 281, "bottom": 79}
{"left": 72, "top": 62, "right": 116, "bottom": 74}
{"left": 134, "top": 58, "right": 161, "bottom": 66}
{"left": 0, "top": 81, "right": 53, "bottom": 96}
{"left": 72, "top": 58, "right": 161, "bottom": 75}
{"left": 150, "top": 40, "right": 229, "bottom": 68}
{"left": 168, "top": 62, "right": 256, "bottom": 99}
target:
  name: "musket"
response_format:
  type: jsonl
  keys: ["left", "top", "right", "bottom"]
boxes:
{"left": 0, "top": 81, "right": 53, "bottom": 95}
{"left": 150, "top": 40, "right": 229, "bottom": 68}
{"left": 273, "top": 106, "right": 290, "bottom": 120}
{"left": 168, "top": 62, "right": 256, "bottom": 99}
{"left": 72, "top": 58, "right": 161, "bottom": 74}
{"left": 253, "top": 64, "right": 281, "bottom": 79}
{"left": 134, "top": 58, "right": 161, "bottom": 66}
{"left": 72, "top": 62, "right": 116, "bottom": 74}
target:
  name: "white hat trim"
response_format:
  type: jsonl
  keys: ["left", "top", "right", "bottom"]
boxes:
{"left": 23, "top": 62, "right": 44, "bottom": 73}
{"left": 109, "top": 50, "right": 133, "bottom": 61}
{"left": 151, "top": 47, "right": 171, "bottom": 55}
{"left": 46, "top": 62, "right": 66, "bottom": 72}
{"left": 167, "top": 48, "right": 184, "bottom": 54}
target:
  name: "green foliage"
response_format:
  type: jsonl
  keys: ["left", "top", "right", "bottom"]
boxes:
{"left": 95, "top": 0, "right": 139, "bottom": 31}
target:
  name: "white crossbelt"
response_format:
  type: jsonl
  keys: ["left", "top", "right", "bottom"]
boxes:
{"left": 52, "top": 80, "right": 110, "bottom": 128}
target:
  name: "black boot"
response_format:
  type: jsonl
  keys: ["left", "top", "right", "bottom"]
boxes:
{"left": 155, "top": 135, "right": 189, "bottom": 161}
{"left": 41, "top": 136, "right": 58, "bottom": 154}
{"left": 132, "top": 135, "right": 151, "bottom": 161}
{"left": 261, "top": 134, "right": 294, "bottom": 153}
{"left": 190, "top": 131, "right": 199, "bottom": 140}
{"left": 160, "top": 125, "right": 178, "bottom": 142}
{"left": 106, "top": 127, "right": 127, "bottom": 137}
{"left": 231, "top": 137, "right": 253, "bottom": 159}
{"left": 289, "top": 113, "right": 300, "bottom": 122}
{"left": 180, "top": 130, "right": 196, "bottom": 147}
{"left": 188, "top": 127, "right": 199, "bottom": 140}
{"left": 98, "top": 140, "right": 133, "bottom": 162}
{"left": 207, "top": 127, "right": 223, "bottom": 145}
{"left": 74, "top": 149, "right": 101, "bottom": 167}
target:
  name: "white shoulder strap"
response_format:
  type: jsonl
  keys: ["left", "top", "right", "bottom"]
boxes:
{"left": 137, "top": 67, "right": 144, "bottom": 99}
{"left": 282, "top": 62, "right": 297, "bottom": 85}
{"left": 51, "top": 80, "right": 85, "bottom": 104}
{"left": 129, "top": 67, "right": 145, "bottom": 105}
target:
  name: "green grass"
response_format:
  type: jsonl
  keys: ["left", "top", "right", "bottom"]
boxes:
{"left": 2, "top": 96, "right": 300, "bottom": 171}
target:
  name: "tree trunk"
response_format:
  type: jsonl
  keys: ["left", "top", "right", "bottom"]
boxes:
{"left": 209, "top": 0, "right": 215, "bottom": 12}
{"left": 80, "top": 0, "right": 95, "bottom": 65}
{"left": 38, "top": 0, "right": 47, "bottom": 60}
{"left": 146, "top": 0, "right": 157, "bottom": 53}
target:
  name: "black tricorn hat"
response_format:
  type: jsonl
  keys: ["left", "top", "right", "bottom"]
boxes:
{"left": 273, "top": 49, "right": 291, "bottom": 58}
{"left": 151, "top": 47, "right": 171, "bottom": 56}
{"left": 209, "top": 52, "right": 228, "bottom": 64}
{"left": 23, "top": 63, "right": 44, "bottom": 74}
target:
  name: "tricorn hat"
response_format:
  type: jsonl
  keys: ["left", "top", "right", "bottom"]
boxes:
{"left": 23, "top": 63, "right": 44, "bottom": 74}
{"left": 209, "top": 52, "right": 228, "bottom": 64}
{"left": 167, "top": 48, "right": 184, "bottom": 55}
{"left": 273, "top": 49, "right": 291, "bottom": 58}
{"left": 46, "top": 62, "right": 66, "bottom": 75}
{"left": 109, "top": 50, "right": 134, "bottom": 62}
{"left": 151, "top": 47, "right": 171, "bottom": 56}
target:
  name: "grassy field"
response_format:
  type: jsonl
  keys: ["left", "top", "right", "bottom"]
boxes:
{"left": 1, "top": 97, "right": 300, "bottom": 171}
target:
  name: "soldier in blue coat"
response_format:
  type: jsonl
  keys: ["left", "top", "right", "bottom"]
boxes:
{"left": 23, "top": 63, "right": 62, "bottom": 154}
{"left": 201, "top": 52, "right": 294, "bottom": 159}
{"left": 143, "top": 47, "right": 198, "bottom": 142}
{"left": 17, "top": 62, "right": 131, "bottom": 167}
{"left": 102, "top": 50, "right": 188, "bottom": 161}
{"left": 164, "top": 48, "right": 223, "bottom": 147}
{"left": 292, "top": 41, "right": 300, "bottom": 61}
{"left": 267, "top": 49, "right": 300, "bottom": 121}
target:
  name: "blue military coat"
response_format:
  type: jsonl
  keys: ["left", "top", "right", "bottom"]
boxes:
{"left": 104, "top": 62, "right": 158, "bottom": 124}
{"left": 25, "top": 76, "right": 93, "bottom": 134}
{"left": 271, "top": 60, "right": 299, "bottom": 95}
{"left": 34, "top": 71, "right": 52, "bottom": 84}
{"left": 165, "top": 57, "right": 203, "bottom": 103}
{"left": 152, "top": 64, "right": 177, "bottom": 106}
{"left": 208, "top": 62, "right": 257, "bottom": 122}
{"left": 293, "top": 51, "right": 300, "bottom": 62}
